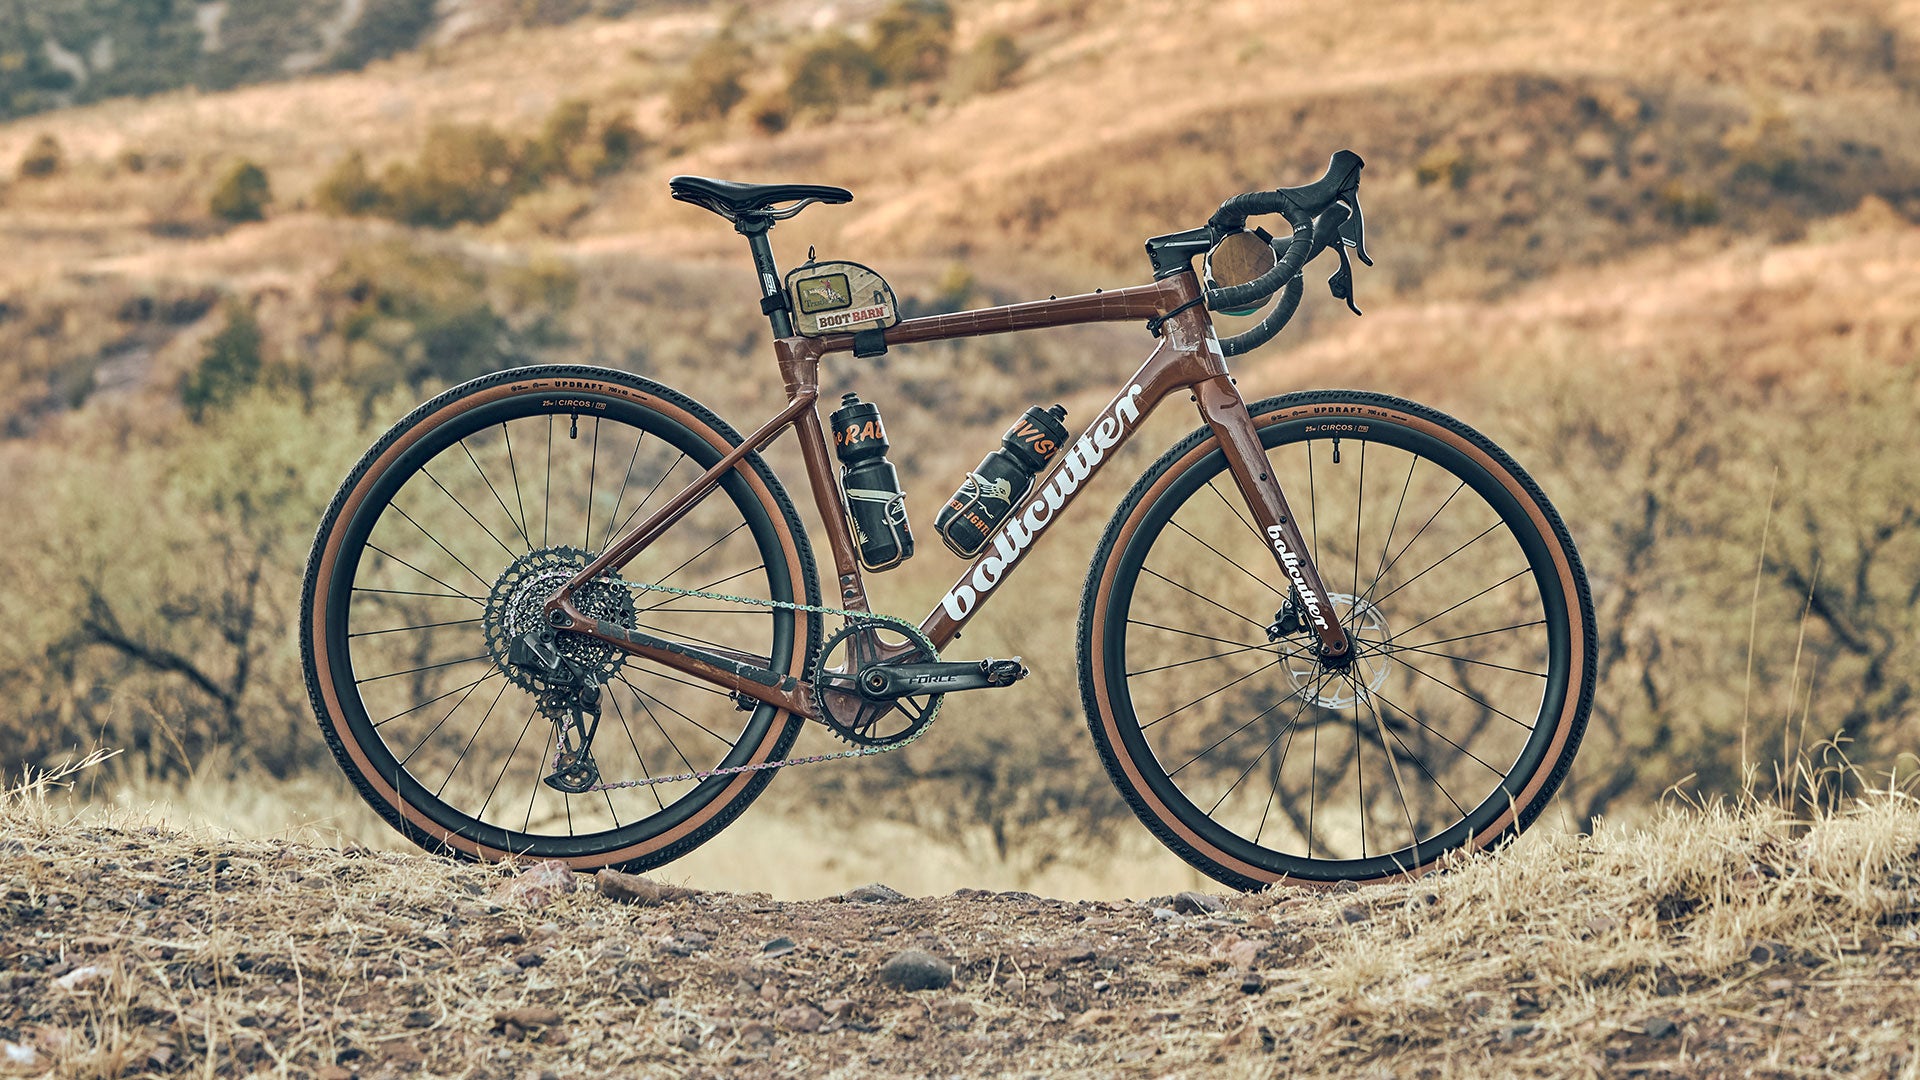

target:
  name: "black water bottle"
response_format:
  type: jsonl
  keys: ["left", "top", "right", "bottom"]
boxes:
{"left": 830, "top": 393, "right": 914, "bottom": 571}
{"left": 935, "top": 404, "right": 1070, "bottom": 557}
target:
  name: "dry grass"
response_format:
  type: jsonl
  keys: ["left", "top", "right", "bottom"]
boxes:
{"left": 3, "top": 758, "right": 1918, "bottom": 1078}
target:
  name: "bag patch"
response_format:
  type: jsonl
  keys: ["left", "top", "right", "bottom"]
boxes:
{"left": 786, "top": 259, "right": 900, "bottom": 337}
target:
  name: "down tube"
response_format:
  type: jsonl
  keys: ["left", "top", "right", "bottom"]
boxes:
{"left": 920, "top": 346, "right": 1190, "bottom": 648}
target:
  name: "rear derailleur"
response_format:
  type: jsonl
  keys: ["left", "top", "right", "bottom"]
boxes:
{"left": 509, "top": 630, "right": 604, "bottom": 794}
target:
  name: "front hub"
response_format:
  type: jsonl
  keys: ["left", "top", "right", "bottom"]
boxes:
{"left": 1274, "top": 592, "right": 1391, "bottom": 710}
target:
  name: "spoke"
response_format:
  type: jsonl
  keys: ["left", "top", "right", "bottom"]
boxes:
{"left": 375, "top": 668, "right": 502, "bottom": 728}
{"left": 1362, "top": 677, "right": 1468, "bottom": 820}
{"left": 1358, "top": 481, "right": 1466, "bottom": 609}
{"left": 585, "top": 416, "right": 600, "bottom": 551}
{"left": 1366, "top": 520, "right": 1502, "bottom": 611}
{"left": 1353, "top": 681, "right": 1366, "bottom": 858}
{"left": 625, "top": 655, "right": 751, "bottom": 699}
{"left": 391, "top": 503, "right": 493, "bottom": 591}
{"left": 1194, "top": 684, "right": 1318, "bottom": 811}
{"left": 1394, "top": 655, "right": 1535, "bottom": 731}
{"left": 356, "top": 652, "right": 492, "bottom": 685}
{"left": 1307, "top": 440, "right": 1321, "bottom": 572}
{"left": 463, "top": 438, "right": 532, "bottom": 552}
{"left": 635, "top": 563, "right": 765, "bottom": 615}
{"left": 617, "top": 674, "right": 738, "bottom": 746}
{"left": 350, "top": 616, "right": 485, "bottom": 639}
{"left": 1387, "top": 620, "right": 1547, "bottom": 654}
{"left": 1159, "top": 672, "right": 1313, "bottom": 772}
{"left": 1169, "top": 519, "right": 1283, "bottom": 598}
{"left": 1139, "top": 567, "right": 1270, "bottom": 633}
{"left": 1144, "top": 656, "right": 1283, "bottom": 730}
{"left": 606, "top": 691, "right": 668, "bottom": 811}
{"left": 1260, "top": 679, "right": 1321, "bottom": 845}
{"left": 628, "top": 687, "right": 699, "bottom": 774}
{"left": 1365, "top": 684, "right": 1509, "bottom": 776}
{"left": 1127, "top": 619, "right": 1268, "bottom": 650}
{"left": 423, "top": 464, "right": 518, "bottom": 561}
{"left": 1388, "top": 567, "right": 1533, "bottom": 644}
{"left": 1356, "top": 675, "right": 1418, "bottom": 862}
{"left": 600, "top": 428, "right": 646, "bottom": 553}
{"left": 1207, "top": 479, "right": 1268, "bottom": 550}
{"left": 613, "top": 454, "right": 687, "bottom": 541}
{"left": 353, "top": 586, "right": 482, "bottom": 602}
{"left": 1127, "top": 642, "right": 1276, "bottom": 678}
{"left": 504, "top": 422, "right": 531, "bottom": 555}
{"left": 466, "top": 702, "right": 536, "bottom": 810}
{"left": 400, "top": 665, "right": 501, "bottom": 766}
{"left": 543, "top": 414, "right": 553, "bottom": 548}
{"left": 1369, "top": 454, "right": 1420, "bottom": 605}
{"left": 432, "top": 678, "right": 512, "bottom": 797}
{"left": 1352, "top": 439, "right": 1367, "bottom": 601}
{"left": 524, "top": 723, "right": 550, "bottom": 833}
{"left": 363, "top": 544, "right": 485, "bottom": 605}
{"left": 1366, "top": 641, "right": 1546, "bottom": 679}
{"left": 642, "top": 522, "right": 750, "bottom": 594}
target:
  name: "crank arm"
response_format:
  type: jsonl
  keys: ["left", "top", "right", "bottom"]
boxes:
{"left": 858, "top": 658, "right": 1028, "bottom": 700}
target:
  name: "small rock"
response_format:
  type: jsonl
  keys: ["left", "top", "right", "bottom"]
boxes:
{"left": 737, "top": 1021, "right": 775, "bottom": 1047}
{"left": 513, "top": 951, "right": 546, "bottom": 969}
{"left": 1339, "top": 904, "right": 1371, "bottom": 924}
{"left": 877, "top": 948, "right": 953, "bottom": 991}
{"left": 3, "top": 1041, "right": 41, "bottom": 1069}
{"left": 843, "top": 883, "right": 907, "bottom": 904}
{"left": 1165, "top": 891, "right": 1225, "bottom": 915}
{"left": 1586, "top": 916, "right": 1618, "bottom": 936}
{"left": 54, "top": 966, "right": 105, "bottom": 991}
{"left": 489, "top": 861, "right": 577, "bottom": 910}
{"left": 1092, "top": 980, "right": 1111, "bottom": 992}
{"left": 402, "top": 1010, "right": 435, "bottom": 1029}
{"left": 492, "top": 1007, "right": 563, "bottom": 1030}
{"left": 1150, "top": 907, "right": 1178, "bottom": 922}
{"left": 1497, "top": 1022, "right": 1535, "bottom": 1043}
{"left": 760, "top": 936, "right": 799, "bottom": 958}
{"left": 1239, "top": 971, "right": 1265, "bottom": 994}
{"left": 821, "top": 999, "right": 856, "bottom": 1020}
{"left": 1643, "top": 1016, "right": 1677, "bottom": 1039}
{"left": 778, "top": 1005, "right": 825, "bottom": 1033}
{"left": 1748, "top": 940, "right": 1790, "bottom": 965}
{"left": 597, "top": 869, "right": 699, "bottom": 906}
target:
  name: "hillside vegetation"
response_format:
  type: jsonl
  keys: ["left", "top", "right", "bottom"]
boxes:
{"left": 0, "top": 0, "right": 1918, "bottom": 888}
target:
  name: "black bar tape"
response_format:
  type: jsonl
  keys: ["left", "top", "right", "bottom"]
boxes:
{"left": 1219, "top": 272, "right": 1305, "bottom": 357}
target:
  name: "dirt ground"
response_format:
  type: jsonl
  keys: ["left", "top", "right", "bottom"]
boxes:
{"left": 3, "top": 797, "right": 1919, "bottom": 1079}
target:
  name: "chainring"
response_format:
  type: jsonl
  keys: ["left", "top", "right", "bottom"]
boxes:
{"left": 484, "top": 545, "right": 635, "bottom": 694}
{"left": 812, "top": 619, "right": 943, "bottom": 747}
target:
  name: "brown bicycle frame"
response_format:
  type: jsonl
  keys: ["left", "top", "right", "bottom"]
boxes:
{"left": 542, "top": 268, "right": 1349, "bottom": 719}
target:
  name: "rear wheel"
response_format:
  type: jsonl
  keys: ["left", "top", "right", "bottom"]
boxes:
{"left": 1079, "top": 391, "right": 1594, "bottom": 888}
{"left": 301, "top": 365, "right": 820, "bottom": 871}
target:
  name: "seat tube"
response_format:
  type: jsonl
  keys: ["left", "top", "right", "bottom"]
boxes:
{"left": 1193, "top": 376, "right": 1350, "bottom": 656}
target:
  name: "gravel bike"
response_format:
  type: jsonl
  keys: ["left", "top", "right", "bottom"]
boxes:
{"left": 301, "top": 151, "right": 1596, "bottom": 888}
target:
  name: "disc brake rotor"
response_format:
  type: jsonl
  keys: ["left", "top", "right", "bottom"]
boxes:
{"left": 1278, "top": 592, "right": 1392, "bottom": 710}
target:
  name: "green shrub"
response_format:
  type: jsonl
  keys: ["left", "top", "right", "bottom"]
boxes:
{"left": 315, "top": 151, "right": 385, "bottom": 216}
{"left": 595, "top": 113, "right": 643, "bottom": 174}
{"left": 870, "top": 0, "right": 953, "bottom": 84}
{"left": 325, "top": 243, "right": 508, "bottom": 393}
{"left": 950, "top": 32, "right": 1023, "bottom": 96}
{"left": 743, "top": 87, "right": 793, "bottom": 135}
{"left": 667, "top": 33, "right": 754, "bottom": 123}
{"left": 786, "top": 32, "right": 884, "bottom": 114}
{"left": 16, "top": 133, "right": 62, "bottom": 179}
{"left": 209, "top": 160, "right": 273, "bottom": 222}
{"left": 180, "top": 302, "right": 264, "bottom": 421}
{"left": 379, "top": 123, "right": 522, "bottom": 228}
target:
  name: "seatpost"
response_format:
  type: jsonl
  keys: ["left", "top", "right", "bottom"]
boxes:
{"left": 734, "top": 214, "right": 794, "bottom": 338}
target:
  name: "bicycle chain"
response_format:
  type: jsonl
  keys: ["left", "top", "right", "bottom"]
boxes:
{"left": 559, "top": 580, "right": 943, "bottom": 792}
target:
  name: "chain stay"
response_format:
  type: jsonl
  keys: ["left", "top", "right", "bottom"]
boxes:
{"left": 560, "top": 579, "right": 942, "bottom": 791}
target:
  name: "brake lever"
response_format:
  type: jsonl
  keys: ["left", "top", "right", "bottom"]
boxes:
{"left": 1326, "top": 189, "right": 1369, "bottom": 316}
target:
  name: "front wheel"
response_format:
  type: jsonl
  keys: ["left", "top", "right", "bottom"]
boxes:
{"left": 1078, "top": 390, "right": 1594, "bottom": 888}
{"left": 301, "top": 365, "right": 821, "bottom": 871}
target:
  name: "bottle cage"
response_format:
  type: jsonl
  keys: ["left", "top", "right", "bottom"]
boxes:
{"left": 785, "top": 259, "right": 901, "bottom": 337}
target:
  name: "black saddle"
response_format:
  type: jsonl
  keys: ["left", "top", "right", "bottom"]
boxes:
{"left": 668, "top": 176, "right": 852, "bottom": 222}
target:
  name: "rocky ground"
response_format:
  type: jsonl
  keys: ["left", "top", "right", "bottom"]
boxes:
{"left": 3, "top": 796, "right": 1919, "bottom": 1079}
